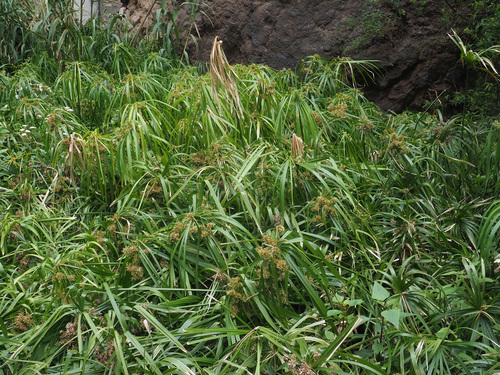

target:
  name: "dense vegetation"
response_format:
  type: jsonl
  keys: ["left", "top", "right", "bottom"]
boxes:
{"left": 0, "top": 1, "right": 499, "bottom": 374}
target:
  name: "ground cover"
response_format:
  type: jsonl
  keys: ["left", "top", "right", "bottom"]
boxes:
{"left": 0, "top": 2, "right": 500, "bottom": 374}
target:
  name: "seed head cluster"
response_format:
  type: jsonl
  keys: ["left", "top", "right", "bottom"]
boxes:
{"left": 311, "top": 195, "right": 336, "bottom": 224}
{"left": 284, "top": 354, "right": 316, "bottom": 375}
{"left": 123, "top": 244, "right": 148, "bottom": 281}
{"left": 58, "top": 319, "right": 84, "bottom": 350}
{"left": 14, "top": 310, "right": 34, "bottom": 332}
{"left": 226, "top": 276, "right": 248, "bottom": 315}
{"left": 168, "top": 214, "right": 216, "bottom": 244}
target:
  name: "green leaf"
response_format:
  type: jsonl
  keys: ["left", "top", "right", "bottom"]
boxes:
{"left": 435, "top": 327, "right": 452, "bottom": 340}
{"left": 327, "top": 309, "right": 343, "bottom": 317}
{"left": 317, "top": 316, "right": 363, "bottom": 364}
{"left": 347, "top": 299, "right": 364, "bottom": 306}
{"left": 372, "top": 342, "right": 384, "bottom": 354}
{"left": 381, "top": 308, "right": 401, "bottom": 329}
{"left": 372, "top": 282, "right": 390, "bottom": 302}
{"left": 325, "top": 330, "right": 336, "bottom": 341}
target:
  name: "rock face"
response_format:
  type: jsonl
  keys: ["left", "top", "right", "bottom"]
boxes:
{"left": 125, "top": 0, "right": 469, "bottom": 112}
{"left": 125, "top": 0, "right": 160, "bottom": 29}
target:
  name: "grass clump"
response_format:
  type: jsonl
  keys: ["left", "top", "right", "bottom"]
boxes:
{"left": 0, "top": 4, "right": 500, "bottom": 374}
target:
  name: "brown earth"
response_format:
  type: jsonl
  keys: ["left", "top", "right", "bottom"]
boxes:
{"left": 125, "top": 0, "right": 470, "bottom": 112}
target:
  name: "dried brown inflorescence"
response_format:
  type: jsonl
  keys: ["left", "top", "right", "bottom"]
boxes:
{"left": 210, "top": 36, "right": 244, "bottom": 118}
{"left": 291, "top": 133, "right": 304, "bottom": 157}
{"left": 14, "top": 310, "right": 34, "bottom": 332}
{"left": 58, "top": 319, "right": 84, "bottom": 350}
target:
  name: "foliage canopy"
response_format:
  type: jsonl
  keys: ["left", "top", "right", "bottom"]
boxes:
{"left": 0, "top": 1, "right": 499, "bottom": 374}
